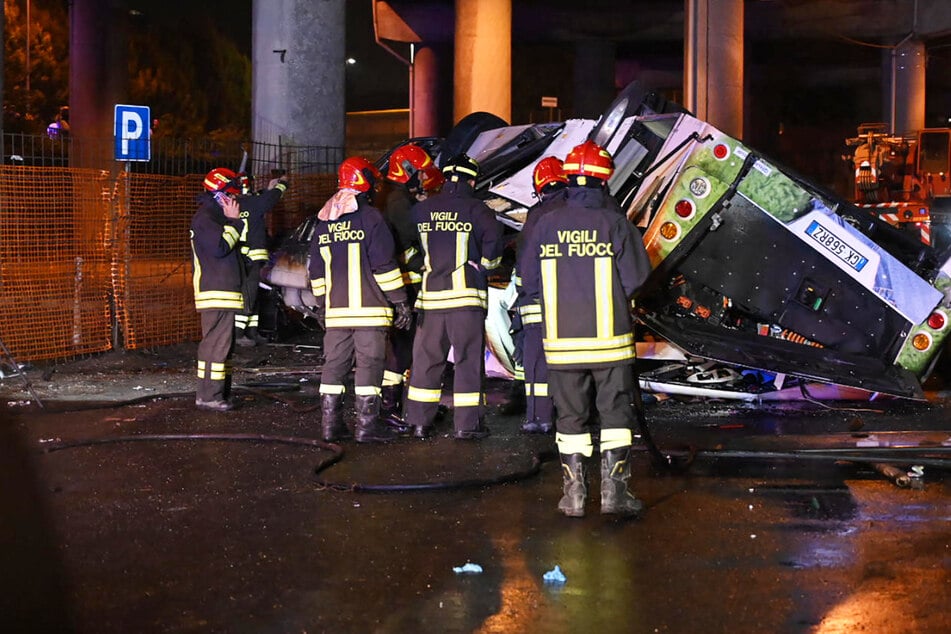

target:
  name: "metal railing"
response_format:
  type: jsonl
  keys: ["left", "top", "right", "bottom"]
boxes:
{"left": 1, "top": 133, "right": 344, "bottom": 177}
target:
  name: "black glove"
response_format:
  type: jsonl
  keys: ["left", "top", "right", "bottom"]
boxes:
{"left": 312, "top": 305, "right": 326, "bottom": 330}
{"left": 512, "top": 327, "right": 525, "bottom": 367}
{"left": 393, "top": 301, "right": 412, "bottom": 330}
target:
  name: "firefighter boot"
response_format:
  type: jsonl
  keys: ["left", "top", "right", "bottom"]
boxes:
{"left": 354, "top": 394, "right": 398, "bottom": 444}
{"left": 234, "top": 326, "right": 256, "bottom": 348}
{"left": 600, "top": 447, "right": 644, "bottom": 517}
{"left": 245, "top": 326, "right": 269, "bottom": 345}
{"left": 380, "top": 384, "right": 411, "bottom": 435}
{"left": 498, "top": 380, "right": 526, "bottom": 415}
{"left": 320, "top": 393, "right": 350, "bottom": 442}
{"left": 557, "top": 453, "right": 587, "bottom": 518}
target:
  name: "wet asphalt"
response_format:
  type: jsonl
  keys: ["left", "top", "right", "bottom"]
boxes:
{"left": 2, "top": 343, "right": 950, "bottom": 633}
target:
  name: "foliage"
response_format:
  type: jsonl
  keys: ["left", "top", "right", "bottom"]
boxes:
{"left": 3, "top": 0, "right": 251, "bottom": 138}
{"left": 3, "top": 0, "right": 70, "bottom": 134}
{"left": 127, "top": 12, "right": 251, "bottom": 140}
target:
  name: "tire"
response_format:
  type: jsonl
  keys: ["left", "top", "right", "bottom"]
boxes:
{"left": 436, "top": 112, "right": 509, "bottom": 168}
{"left": 587, "top": 80, "right": 690, "bottom": 149}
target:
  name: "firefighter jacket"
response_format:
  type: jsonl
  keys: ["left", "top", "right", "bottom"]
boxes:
{"left": 238, "top": 182, "right": 287, "bottom": 262}
{"left": 382, "top": 183, "right": 423, "bottom": 285}
{"left": 410, "top": 181, "right": 504, "bottom": 312}
{"left": 307, "top": 195, "right": 407, "bottom": 329}
{"left": 514, "top": 187, "right": 567, "bottom": 326}
{"left": 520, "top": 186, "right": 651, "bottom": 369}
{"left": 190, "top": 193, "right": 246, "bottom": 311}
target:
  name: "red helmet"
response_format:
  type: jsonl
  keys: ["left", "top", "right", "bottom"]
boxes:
{"left": 203, "top": 167, "right": 241, "bottom": 194}
{"left": 386, "top": 144, "right": 433, "bottom": 183}
{"left": 563, "top": 141, "right": 614, "bottom": 183}
{"left": 338, "top": 156, "right": 381, "bottom": 193}
{"left": 419, "top": 164, "right": 445, "bottom": 193}
{"left": 532, "top": 156, "right": 568, "bottom": 195}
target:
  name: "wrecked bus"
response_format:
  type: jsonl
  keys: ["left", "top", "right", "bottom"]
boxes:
{"left": 266, "top": 82, "right": 951, "bottom": 400}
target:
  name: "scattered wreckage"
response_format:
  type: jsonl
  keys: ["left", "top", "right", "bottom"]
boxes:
{"left": 264, "top": 82, "right": 951, "bottom": 402}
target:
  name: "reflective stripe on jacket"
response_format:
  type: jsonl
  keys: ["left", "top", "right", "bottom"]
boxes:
{"left": 238, "top": 183, "right": 287, "bottom": 262}
{"left": 307, "top": 196, "right": 407, "bottom": 328}
{"left": 190, "top": 194, "right": 246, "bottom": 311}
{"left": 410, "top": 181, "right": 504, "bottom": 312}
{"left": 520, "top": 187, "right": 651, "bottom": 369}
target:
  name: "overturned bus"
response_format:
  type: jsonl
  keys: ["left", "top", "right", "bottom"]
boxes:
{"left": 265, "top": 82, "right": 951, "bottom": 401}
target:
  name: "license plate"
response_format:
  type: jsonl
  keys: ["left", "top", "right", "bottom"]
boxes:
{"left": 805, "top": 220, "right": 868, "bottom": 271}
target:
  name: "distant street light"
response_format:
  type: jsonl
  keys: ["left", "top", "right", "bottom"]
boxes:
{"left": 346, "top": 57, "right": 357, "bottom": 65}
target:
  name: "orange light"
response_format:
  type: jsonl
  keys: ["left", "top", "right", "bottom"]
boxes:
{"left": 912, "top": 333, "right": 932, "bottom": 351}
{"left": 660, "top": 222, "right": 679, "bottom": 240}
{"left": 927, "top": 311, "right": 946, "bottom": 330}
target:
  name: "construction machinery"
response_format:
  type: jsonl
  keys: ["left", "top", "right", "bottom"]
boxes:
{"left": 845, "top": 123, "right": 951, "bottom": 250}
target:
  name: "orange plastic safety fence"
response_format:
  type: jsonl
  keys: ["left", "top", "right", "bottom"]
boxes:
{"left": 0, "top": 167, "right": 337, "bottom": 363}
{"left": 266, "top": 172, "right": 337, "bottom": 238}
{"left": 113, "top": 172, "right": 204, "bottom": 350}
{"left": 0, "top": 167, "right": 114, "bottom": 362}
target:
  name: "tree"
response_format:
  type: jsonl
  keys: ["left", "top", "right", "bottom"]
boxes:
{"left": 127, "top": 10, "right": 250, "bottom": 140}
{"left": 3, "top": 0, "right": 250, "bottom": 138}
{"left": 3, "top": 0, "right": 70, "bottom": 134}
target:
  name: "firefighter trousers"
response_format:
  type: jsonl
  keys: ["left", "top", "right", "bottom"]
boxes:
{"left": 196, "top": 310, "right": 236, "bottom": 402}
{"left": 405, "top": 309, "right": 486, "bottom": 432}
{"left": 522, "top": 324, "right": 553, "bottom": 424}
{"left": 319, "top": 328, "right": 387, "bottom": 396}
{"left": 383, "top": 317, "right": 415, "bottom": 387}
{"left": 236, "top": 260, "right": 264, "bottom": 333}
{"left": 383, "top": 284, "right": 417, "bottom": 387}
{"left": 549, "top": 364, "right": 636, "bottom": 436}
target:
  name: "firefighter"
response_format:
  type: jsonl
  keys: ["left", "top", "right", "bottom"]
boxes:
{"left": 520, "top": 141, "right": 652, "bottom": 517}
{"left": 404, "top": 154, "right": 505, "bottom": 439}
{"left": 234, "top": 171, "right": 288, "bottom": 347}
{"left": 308, "top": 157, "right": 412, "bottom": 443}
{"left": 378, "top": 143, "right": 434, "bottom": 431}
{"left": 416, "top": 164, "right": 445, "bottom": 201}
{"left": 190, "top": 167, "right": 247, "bottom": 411}
{"left": 513, "top": 156, "right": 569, "bottom": 433}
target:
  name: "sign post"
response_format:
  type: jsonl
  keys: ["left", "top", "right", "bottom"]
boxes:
{"left": 114, "top": 104, "right": 151, "bottom": 162}
{"left": 541, "top": 96, "right": 558, "bottom": 123}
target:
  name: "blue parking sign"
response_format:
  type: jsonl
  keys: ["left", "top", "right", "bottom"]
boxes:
{"left": 114, "top": 104, "right": 151, "bottom": 161}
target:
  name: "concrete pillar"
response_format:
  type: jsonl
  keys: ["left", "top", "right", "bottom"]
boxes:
{"left": 252, "top": 0, "right": 345, "bottom": 166}
{"left": 69, "top": 0, "right": 127, "bottom": 168}
{"left": 573, "top": 41, "right": 617, "bottom": 120}
{"left": 684, "top": 0, "right": 744, "bottom": 138}
{"left": 412, "top": 45, "right": 440, "bottom": 137}
{"left": 454, "top": 0, "right": 511, "bottom": 123}
{"left": 891, "top": 38, "right": 926, "bottom": 135}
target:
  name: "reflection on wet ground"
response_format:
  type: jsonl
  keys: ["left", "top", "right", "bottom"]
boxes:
{"left": 2, "top": 365, "right": 949, "bottom": 633}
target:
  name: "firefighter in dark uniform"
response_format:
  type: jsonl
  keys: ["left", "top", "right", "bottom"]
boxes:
{"left": 234, "top": 172, "right": 288, "bottom": 347}
{"left": 404, "top": 154, "right": 505, "bottom": 439}
{"left": 190, "top": 167, "right": 247, "bottom": 411}
{"left": 514, "top": 156, "right": 569, "bottom": 433}
{"left": 308, "top": 157, "right": 412, "bottom": 443}
{"left": 520, "top": 141, "right": 652, "bottom": 517}
{"left": 378, "top": 143, "right": 435, "bottom": 431}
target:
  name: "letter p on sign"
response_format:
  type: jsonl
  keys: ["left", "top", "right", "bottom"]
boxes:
{"left": 114, "top": 104, "right": 151, "bottom": 162}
